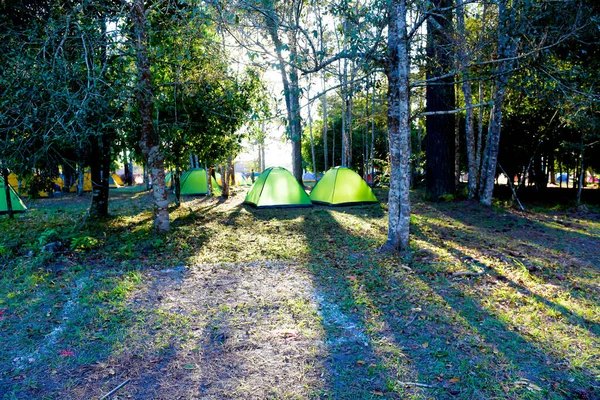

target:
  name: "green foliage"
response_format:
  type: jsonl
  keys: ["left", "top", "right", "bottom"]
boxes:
{"left": 38, "top": 229, "right": 59, "bottom": 246}
{"left": 70, "top": 236, "right": 99, "bottom": 252}
{"left": 302, "top": 91, "right": 388, "bottom": 175}
{"left": 0, "top": 244, "right": 10, "bottom": 259}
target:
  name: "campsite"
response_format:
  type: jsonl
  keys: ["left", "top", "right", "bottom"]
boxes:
{"left": 0, "top": 180, "right": 599, "bottom": 399}
{"left": 1, "top": 1, "right": 600, "bottom": 399}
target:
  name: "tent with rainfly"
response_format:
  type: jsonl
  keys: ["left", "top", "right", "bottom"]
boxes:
{"left": 244, "top": 167, "right": 312, "bottom": 208}
{"left": 180, "top": 168, "right": 222, "bottom": 196}
{"left": 0, "top": 176, "right": 27, "bottom": 214}
{"left": 309, "top": 167, "right": 378, "bottom": 206}
{"left": 109, "top": 173, "right": 124, "bottom": 188}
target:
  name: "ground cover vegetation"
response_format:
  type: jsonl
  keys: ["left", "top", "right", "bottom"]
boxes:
{"left": 0, "top": 187, "right": 598, "bottom": 399}
{"left": 1, "top": 0, "right": 599, "bottom": 248}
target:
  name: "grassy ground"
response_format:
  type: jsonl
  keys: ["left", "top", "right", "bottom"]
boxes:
{"left": 0, "top": 186, "right": 598, "bottom": 399}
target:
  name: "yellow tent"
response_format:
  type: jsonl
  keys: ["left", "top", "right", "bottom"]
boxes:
{"left": 69, "top": 172, "right": 93, "bottom": 193}
{"left": 8, "top": 173, "right": 63, "bottom": 197}
{"left": 111, "top": 173, "right": 124, "bottom": 186}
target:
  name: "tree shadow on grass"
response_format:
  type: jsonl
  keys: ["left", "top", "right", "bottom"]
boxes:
{"left": 0, "top": 200, "right": 219, "bottom": 398}
{"left": 412, "top": 201, "right": 600, "bottom": 322}
{"left": 291, "top": 203, "right": 598, "bottom": 399}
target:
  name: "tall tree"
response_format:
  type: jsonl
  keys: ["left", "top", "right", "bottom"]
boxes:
{"left": 382, "top": 0, "right": 411, "bottom": 251}
{"left": 425, "top": 0, "right": 455, "bottom": 200}
{"left": 130, "top": 0, "right": 170, "bottom": 231}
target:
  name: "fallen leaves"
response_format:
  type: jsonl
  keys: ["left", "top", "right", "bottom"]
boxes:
{"left": 276, "top": 329, "right": 300, "bottom": 341}
{"left": 513, "top": 378, "right": 542, "bottom": 392}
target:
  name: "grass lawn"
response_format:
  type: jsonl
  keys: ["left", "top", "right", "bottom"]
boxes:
{"left": 0, "top": 186, "right": 598, "bottom": 399}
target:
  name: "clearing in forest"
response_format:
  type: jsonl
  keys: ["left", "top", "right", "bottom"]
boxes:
{"left": 0, "top": 187, "right": 598, "bottom": 399}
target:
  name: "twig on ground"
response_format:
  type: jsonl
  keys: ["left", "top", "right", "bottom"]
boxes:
{"left": 451, "top": 270, "right": 485, "bottom": 277}
{"left": 397, "top": 381, "right": 435, "bottom": 388}
{"left": 404, "top": 312, "right": 419, "bottom": 327}
{"left": 99, "top": 378, "right": 131, "bottom": 400}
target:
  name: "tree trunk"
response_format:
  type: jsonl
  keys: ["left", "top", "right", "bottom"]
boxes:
{"left": 307, "top": 87, "right": 317, "bottom": 175}
{"left": 208, "top": 167, "right": 214, "bottom": 195}
{"left": 370, "top": 77, "right": 376, "bottom": 186}
{"left": 479, "top": 0, "right": 514, "bottom": 206}
{"left": 264, "top": 15, "right": 303, "bottom": 183}
{"left": 425, "top": 0, "right": 455, "bottom": 200}
{"left": 322, "top": 70, "right": 329, "bottom": 173}
{"left": 89, "top": 133, "right": 111, "bottom": 218}
{"left": 1, "top": 167, "right": 14, "bottom": 219}
{"left": 144, "top": 162, "right": 151, "bottom": 190}
{"left": 577, "top": 136, "right": 585, "bottom": 204}
{"left": 382, "top": 0, "right": 411, "bottom": 252}
{"left": 131, "top": 0, "right": 169, "bottom": 231}
{"left": 174, "top": 168, "right": 181, "bottom": 208}
{"left": 77, "top": 166, "right": 84, "bottom": 196}
{"left": 123, "top": 150, "right": 132, "bottom": 186}
{"left": 455, "top": 89, "right": 461, "bottom": 187}
{"left": 456, "top": 0, "right": 476, "bottom": 197}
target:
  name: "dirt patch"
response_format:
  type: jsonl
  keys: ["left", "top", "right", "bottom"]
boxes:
{"left": 72, "top": 262, "right": 330, "bottom": 399}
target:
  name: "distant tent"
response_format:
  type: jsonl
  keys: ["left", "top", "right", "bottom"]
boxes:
{"left": 244, "top": 167, "right": 312, "bottom": 208}
{"left": 180, "top": 168, "right": 209, "bottom": 195}
{"left": 234, "top": 172, "right": 251, "bottom": 187}
{"left": 302, "top": 171, "right": 317, "bottom": 182}
{"left": 180, "top": 168, "right": 222, "bottom": 196}
{"left": 69, "top": 172, "right": 93, "bottom": 193}
{"left": 165, "top": 172, "right": 172, "bottom": 188}
{"left": 8, "top": 173, "right": 62, "bottom": 197}
{"left": 0, "top": 176, "right": 27, "bottom": 214}
{"left": 310, "top": 167, "right": 378, "bottom": 206}
{"left": 110, "top": 173, "right": 124, "bottom": 188}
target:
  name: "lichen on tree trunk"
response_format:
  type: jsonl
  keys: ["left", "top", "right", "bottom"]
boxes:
{"left": 479, "top": 0, "right": 514, "bottom": 206}
{"left": 131, "top": 0, "right": 169, "bottom": 231}
{"left": 382, "top": 0, "right": 411, "bottom": 252}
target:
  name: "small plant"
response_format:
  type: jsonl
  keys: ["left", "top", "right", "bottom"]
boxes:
{"left": 38, "top": 228, "right": 59, "bottom": 246}
{"left": 0, "top": 244, "right": 10, "bottom": 259}
{"left": 71, "top": 236, "right": 99, "bottom": 251}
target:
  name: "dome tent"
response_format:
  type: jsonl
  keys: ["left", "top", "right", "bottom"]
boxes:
{"left": 109, "top": 173, "right": 124, "bottom": 188}
{"left": 244, "top": 167, "right": 312, "bottom": 208}
{"left": 180, "top": 168, "right": 222, "bottom": 196}
{"left": 0, "top": 176, "right": 27, "bottom": 214}
{"left": 309, "top": 167, "right": 378, "bottom": 206}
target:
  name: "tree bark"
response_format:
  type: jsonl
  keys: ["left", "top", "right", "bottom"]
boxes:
{"left": 131, "top": 0, "right": 169, "bottom": 231}
{"left": 425, "top": 0, "right": 455, "bottom": 200}
{"left": 382, "top": 0, "right": 411, "bottom": 252}
{"left": 456, "top": 0, "right": 477, "bottom": 198}
{"left": 174, "top": 168, "right": 181, "bottom": 208}
{"left": 1, "top": 167, "right": 14, "bottom": 219}
{"left": 307, "top": 87, "right": 317, "bottom": 175}
{"left": 322, "top": 71, "right": 329, "bottom": 173}
{"left": 264, "top": 13, "right": 303, "bottom": 183}
{"left": 220, "top": 163, "right": 229, "bottom": 198}
{"left": 123, "top": 150, "right": 132, "bottom": 186}
{"left": 89, "top": 133, "right": 111, "bottom": 218}
{"left": 479, "top": 0, "right": 515, "bottom": 206}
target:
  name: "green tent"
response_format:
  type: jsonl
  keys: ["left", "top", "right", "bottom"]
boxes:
{"left": 244, "top": 167, "right": 312, "bottom": 208}
{"left": 180, "top": 169, "right": 222, "bottom": 196}
{"left": 310, "top": 167, "right": 378, "bottom": 206}
{"left": 0, "top": 176, "right": 27, "bottom": 214}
